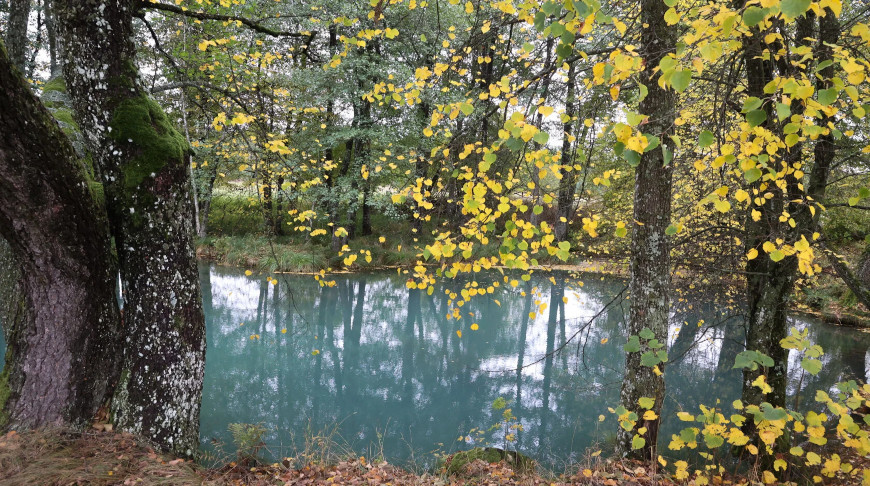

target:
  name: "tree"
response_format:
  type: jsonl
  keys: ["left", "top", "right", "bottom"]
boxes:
{"left": 615, "top": 0, "right": 677, "bottom": 460}
{"left": 0, "top": 42, "right": 122, "bottom": 431}
{"left": 55, "top": 1, "right": 206, "bottom": 456}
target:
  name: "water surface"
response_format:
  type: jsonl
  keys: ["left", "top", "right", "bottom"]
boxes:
{"left": 198, "top": 265, "right": 870, "bottom": 467}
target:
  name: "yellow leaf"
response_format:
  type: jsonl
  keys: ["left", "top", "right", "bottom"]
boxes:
{"left": 456, "top": 330, "right": 462, "bottom": 338}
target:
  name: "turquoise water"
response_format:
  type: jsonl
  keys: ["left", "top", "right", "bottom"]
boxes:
{"left": 197, "top": 265, "right": 870, "bottom": 467}
{"left": 0, "top": 264, "right": 867, "bottom": 468}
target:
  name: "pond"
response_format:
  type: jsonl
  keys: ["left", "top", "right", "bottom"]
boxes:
{"left": 196, "top": 265, "right": 870, "bottom": 468}
{"left": 0, "top": 264, "right": 867, "bottom": 469}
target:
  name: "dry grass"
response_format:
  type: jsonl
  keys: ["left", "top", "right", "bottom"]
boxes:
{"left": 0, "top": 428, "right": 203, "bottom": 485}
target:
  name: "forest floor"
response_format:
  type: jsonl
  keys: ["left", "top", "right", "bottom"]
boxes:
{"left": 0, "top": 428, "right": 672, "bottom": 485}
{"left": 4, "top": 428, "right": 870, "bottom": 486}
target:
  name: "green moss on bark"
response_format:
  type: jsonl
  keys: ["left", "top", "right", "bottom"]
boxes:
{"left": 109, "top": 95, "right": 188, "bottom": 192}
{"left": 0, "top": 358, "right": 11, "bottom": 429}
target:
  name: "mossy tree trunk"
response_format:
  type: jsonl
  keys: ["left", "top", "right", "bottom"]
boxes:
{"left": 0, "top": 44, "right": 122, "bottom": 431}
{"left": 616, "top": 0, "right": 676, "bottom": 460}
{"left": 56, "top": 1, "right": 206, "bottom": 456}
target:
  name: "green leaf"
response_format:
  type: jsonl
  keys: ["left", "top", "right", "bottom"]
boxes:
{"left": 703, "top": 432, "right": 724, "bottom": 448}
{"left": 631, "top": 435, "right": 646, "bottom": 450}
{"left": 542, "top": 0, "right": 559, "bottom": 15}
{"left": 663, "top": 0, "right": 677, "bottom": 6}
{"left": 643, "top": 135, "right": 660, "bottom": 153}
{"left": 776, "top": 103, "right": 791, "bottom": 121}
{"left": 849, "top": 197, "right": 860, "bottom": 206}
{"left": 761, "top": 403, "right": 788, "bottom": 421}
{"left": 637, "top": 83, "right": 649, "bottom": 102}
{"left": 859, "top": 187, "right": 870, "bottom": 199}
{"left": 665, "top": 224, "right": 679, "bottom": 236}
{"left": 662, "top": 146, "right": 673, "bottom": 166}
{"left": 641, "top": 351, "right": 661, "bottom": 367}
{"left": 743, "top": 6, "right": 766, "bottom": 27}
{"left": 680, "top": 427, "right": 697, "bottom": 442}
{"left": 744, "top": 168, "right": 762, "bottom": 183}
{"left": 801, "top": 358, "right": 822, "bottom": 375}
{"left": 639, "top": 328, "right": 655, "bottom": 340}
{"left": 624, "top": 335, "right": 641, "bottom": 353}
{"left": 781, "top": 0, "right": 811, "bottom": 19}
{"left": 623, "top": 149, "right": 641, "bottom": 166}
{"left": 742, "top": 97, "right": 763, "bottom": 113}
{"left": 671, "top": 69, "right": 692, "bottom": 93}
{"left": 734, "top": 350, "right": 768, "bottom": 370}
{"left": 746, "top": 109, "right": 767, "bottom": 127}
{"left": 533, "top": 205, "right": 544, "bottom": 215}
{"left": 533, "top": 131, "right": 550, "bottom": 145}
{"left": 818, "top": 88, "right": 838, "bottom": 106}
{"left": 459, "top": 102, "right": 474, "bottom": 116}
{"left": 638, "top": 396, "right": 655, "bottom": 409}
{"left": 626, "top": 111, "right": 645, "bottom": 126}
{"left": 656, "top": 350, "right": 669, "bottom": 363}
{"left": 483, "top": 153, "right": 497, "bottom": 164}
{"left": 770, "top": 250, "right": 785, "bottom": 262}
{"left": 815, "top": 60, "right": 833, "bottom": 73}
{"left": 698, "top": 130, "right": 714, "bottom": 148}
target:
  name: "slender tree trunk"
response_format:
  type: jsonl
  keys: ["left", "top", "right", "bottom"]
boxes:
{"left": 5, "top": 0, "right": 30, "bottom": 73}
{"left": 56, "top": 1, "right": 206, "bottom": 456}
{"left": 804, "top": 11, "right": 869, "bottom": 310}
{"left": 736, "top": 4, "right": 786, "bottom": 410}
{"left": 0, "top": 45, "right": 121, "bottom": 430}
{"left": 44, "top": 0, "right": 58, "bottom": 75}
{"left": 555, "top": 64, "right": 577, "bottom": 242}
{"left": 616, "top": 0, "right": 676, "bottom": 459}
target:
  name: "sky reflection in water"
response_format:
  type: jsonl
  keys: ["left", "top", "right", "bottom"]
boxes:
{"left": 198, "top": 264, "right": 870, "bottom": 468}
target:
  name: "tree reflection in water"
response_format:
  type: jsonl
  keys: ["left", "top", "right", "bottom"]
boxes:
{"left": 196, "top": 264, "right": 870, "bottom": 468}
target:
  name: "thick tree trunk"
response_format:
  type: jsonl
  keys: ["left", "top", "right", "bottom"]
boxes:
{"left": 0, "top": 45, "right": 121, "bottom": 430}
{"left": 616, "top": 0, "right": 676, "bottom": 460}
{"left": 56, "top": 2, "right": 206, "bottom": 455}
{"left": 5, "top": 0, "right": 30, "bottom": 72}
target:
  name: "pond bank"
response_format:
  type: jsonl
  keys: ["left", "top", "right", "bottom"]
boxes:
{"left": 196, "top": 235, "right": 868, "bottom": 327}
{"left": 0, "top": 428, "right": 736, "bottom": 485}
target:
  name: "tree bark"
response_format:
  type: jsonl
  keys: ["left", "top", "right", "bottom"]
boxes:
{"left": 56, "top": 1, "right": 206, "bottom": 456}
{"left": 616, "top": 0, "right": 676, "bottom": 460}
{"left": 555, "top": 64, "right": 577, "bottom": 242}
{"left": 0, "top": 44, "right": 121, "bottom": 430}
{"left": 5, "top": 0, "right": 31, "bottom": 73}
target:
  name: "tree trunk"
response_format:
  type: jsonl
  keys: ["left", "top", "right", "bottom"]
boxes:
{"left": 5, "top": 0, "right": 30, "bottom": 73}
{"left": 555, "top": 64, "right": 577, "bottom": 242}
{"left": 738, "top": 10, "right": 792, "bottom": 412}
{"left": 616, "top": 0, "right": 676, "bottom": 460}
{"left": 56, "top": 2, "right": 206, "bottom": 456}
{"left": 0, "top": 45, "right": 121, "bottom": 430}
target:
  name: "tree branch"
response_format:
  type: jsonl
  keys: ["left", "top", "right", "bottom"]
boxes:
{"left": 138, "top": 1, "right": 315, "bottom": 39}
